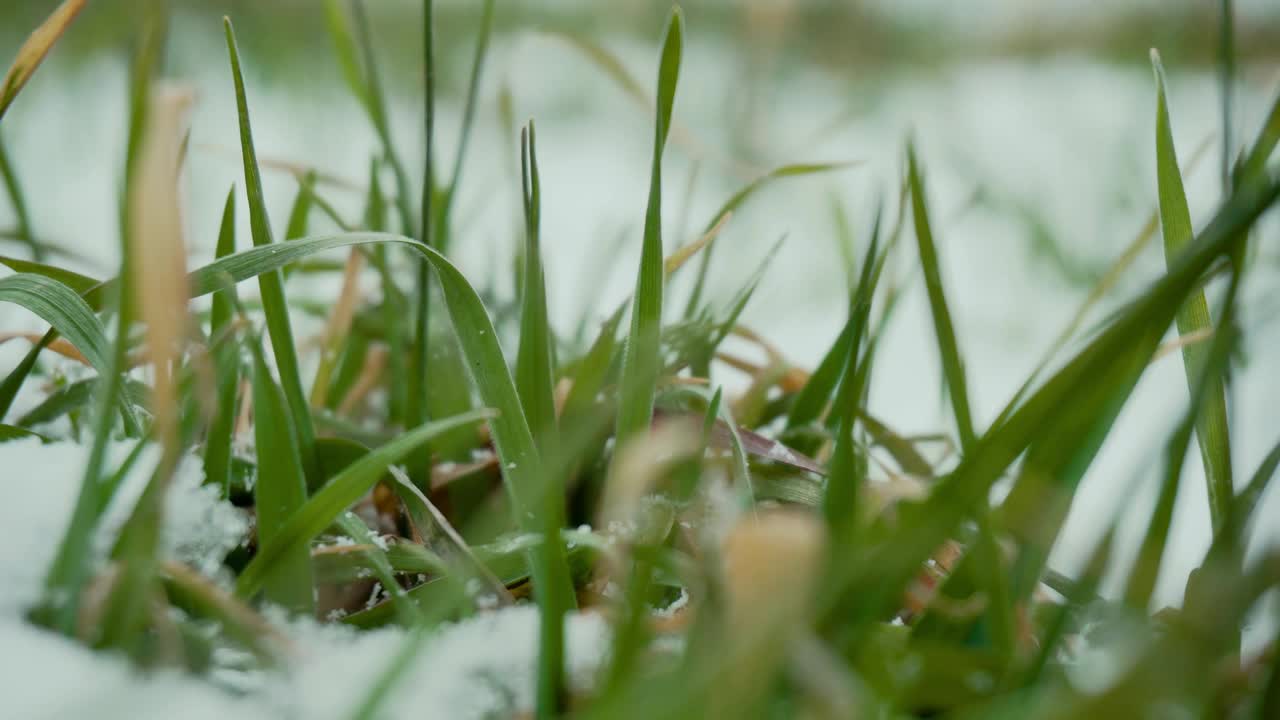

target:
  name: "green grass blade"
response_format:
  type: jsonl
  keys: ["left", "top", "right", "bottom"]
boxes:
{"left": 1152, "top": 52, "right": 1234, "bottom": 532}
{"left": 204, "top": 188, "right": 239, "bottom": 498}
{"left": 0, "top": 139, "right": 43, "bottom": 260}
{"left": 0, "top": 332, "right": 52, "bottom": 420}
{"left": 823, "top": 211, "right": 881, "bottom": 542}
{"left": 1219, "top": 0, "right": 1236, "bottom": 191}
{"left": 1125, "top": 305, "right": 1237, "bottom": 610}
{"left": 0, "top": 274, "right": 110, "bottom": 376}
{"left": 224, "top": 18, "right": 318, "bottom": 483}
{"left": 1235, "top": 90, "right": 1280, "bottom": 187}
{"left": 787, "top": 313, "right": 855, "bottom": 429}
{"left": 17, "top": 377, "right": 148, "bottom": 429}
{"left": 1231, "top": 436, "right": 1280, "bottom": 536}
{"left": 322, "top": 0, "right": 370, "bottom": 116}
{"left": 0, "top": 255, "right": 99, "bottom": 299}
{"left": 615, "top": 7, "right": 682, "bottom": 445}
{"left": 249, "top": 336, "right": 315, "bottom": 615}
{"left": 516, "top": 122, "right": 558, "bottom": 447}
{"left": 236, "top": 408, "right": 493, "bottom": 600}
{"left": 560, "top": 305, "right": 625, "bottom": 429}
{"left": 284, "top": 174, "right": 315, "bottom": 240}
{"left": 908, "top": 144, "right": 977, "bottom": 451}
{"left": 436, "top": 0, "right": 494, "bottom": 247}
{"left": 362, "top": 159, "right": 409, "bottom": 423}
{"left": 350, "top": 0, "right": 414, "bottom": 237}
{"left": 0, "top": 423, "right": 46, "bottom": 442}
{"left": 407, "top": 0, "right": 437, "bottom": 467}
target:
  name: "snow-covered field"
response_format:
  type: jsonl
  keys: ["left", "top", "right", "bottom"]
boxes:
{"left": 2, "top": 0, "right": 1280, "bottom": 716}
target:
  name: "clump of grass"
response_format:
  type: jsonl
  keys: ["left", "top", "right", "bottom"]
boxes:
{"left": 1, "top": 1, "right": 1279, "bottom": 719}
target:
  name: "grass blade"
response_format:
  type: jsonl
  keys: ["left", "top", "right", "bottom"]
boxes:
{"left": 204, "top": 187, "right": 240, "bottom": 498}
{"left": 615, "top": 7, "right": 682, "bottom": 445}
{"left": 250, "top": 332, "right": 315, "bottom": 614}
{"left": 322, "top": 0, "right": 370, "bottom": 117}
{"left": 1219, "top": 0, "right": 1236, "bottom": 192}
{"left": 350, "top": 0, "right": 414, "bottom": 237}
{"left": 0, "top": 0, "right": 87, "bottom": 123}
{"left": 407, "top": 0, "right": 436, "bottom": 466}
{"left": 1152, "top": 51, "right": 1234, "bottom": 532}
{"left": 908, "top": 145, "right": 976, "bottom": 451}
{"left": 0, "top": 274, "right": 110, "bottom": 376}
{"left": 224, "top": 18, "right": 318, "bottom": 483}
{"left": 1125, "top": 270, "right": 1239, "bottom": 610}
{"left": 787, "top": 313, "right": 855, "bottom": 429}
{"left": 560, "top": 305, "right": 625, "bottom": 431}
{"left": 0, "top": 139, "right": 43, "bottom": 260}
{"left": 0, "top": 255, "right": 99, "bottom": 299}
{"left": 516, "top": 122, "right": 558, "bottom": 447}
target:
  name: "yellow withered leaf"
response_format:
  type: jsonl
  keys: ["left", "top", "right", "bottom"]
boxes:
{"left": 129, "top": 83, "right": 194, "bottom": 451}
{"left": 0, "top": 0, "right": 89, "bottom": 122}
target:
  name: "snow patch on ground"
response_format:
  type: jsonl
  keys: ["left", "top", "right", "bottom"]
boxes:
{"left": 0, "top": 438, "right": 609, "bottom": 719}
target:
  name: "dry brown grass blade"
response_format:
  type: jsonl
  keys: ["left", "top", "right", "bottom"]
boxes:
{"left": 310, "top": 248, "right": 366, "bottom": 408}
{"left": 1152, "top": 327, "right": 1214, "bottom": 363}
{"left": 713, "top": 509, "right": 826, "bottom": 715}
{"left": 195, "top": 142, "right": 366, "bottom": 194}
{"left": 664, "top": 211, "right": 732, "bottom": 275}
{"left": 129, "top": 84, "right": 194, "bottom": 452}
{"left": 0, "top": 0, "right": 87, "bottom": 123}
{"left": 0, "top": 331, "right": 88, "bottom": 365}
{"left": 337, "top": 343, "right": 388, "bottom": 417}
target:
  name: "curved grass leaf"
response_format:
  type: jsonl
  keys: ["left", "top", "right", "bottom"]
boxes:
{"left": 235, "top": 408, "right": 493, "bottom": 600}
{"left": 615, "top": 8, "right": 682, "bottom": 446}
{"left": 1152, "top": 53, "right": 1233, "bottom": 532}
{"left": 0, "top": 254, "right": 99, "bottom": 299}
{"left": 0, "top": 0, "right": 87, "bottom": 123}
{"left": 0, "top": 273, "right": 110, "bottom": 376}
{"left": 225, "top": 18, "right": 318, "bottom": 483}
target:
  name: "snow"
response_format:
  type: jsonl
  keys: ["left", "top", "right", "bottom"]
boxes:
{"left": 0, "top": 439, "right": 611, "bottom": 720}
